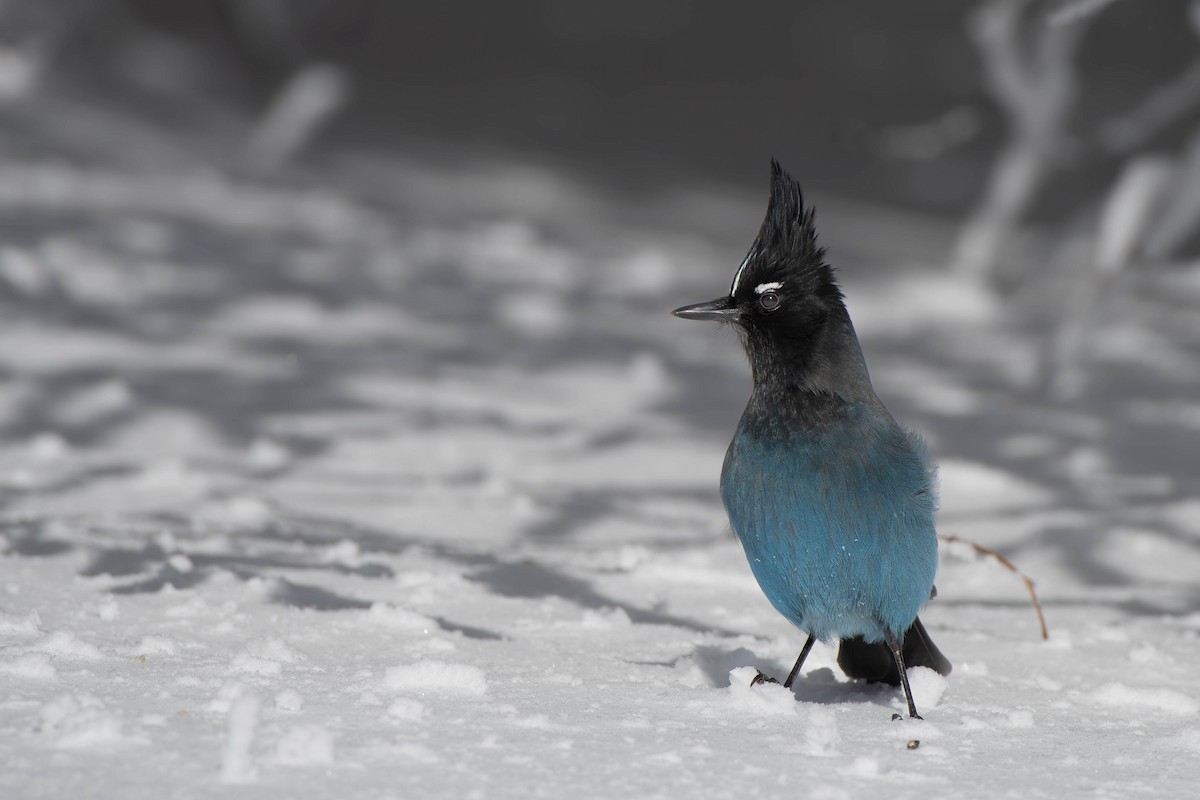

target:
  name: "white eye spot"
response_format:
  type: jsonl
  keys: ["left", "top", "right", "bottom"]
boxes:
{"left": 754, "top": 281, "right": 784, "bottom": 295}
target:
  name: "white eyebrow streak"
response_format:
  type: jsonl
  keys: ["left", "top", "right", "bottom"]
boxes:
{"left": 729, "top": 250, "right": 756, "bottom": 297}
{"left": 754, "top": 281, "right": 784, "bottom": 294}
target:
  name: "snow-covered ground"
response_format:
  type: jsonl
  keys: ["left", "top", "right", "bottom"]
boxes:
{"left": 2, "top": 107, "right": 1200, "bottom": 799}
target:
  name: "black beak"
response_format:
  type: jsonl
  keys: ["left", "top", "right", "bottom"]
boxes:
{"left": 671, "top": 296, "right": 739, "bottom": 322}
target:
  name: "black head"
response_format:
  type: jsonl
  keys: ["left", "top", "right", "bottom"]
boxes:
{"left": 673, "top": 161, "right": 873, "bottom": 396}
{"left": 673, "top": 159, "right": 843, "bottom": 331}
{"left": 672, "top": 161, "right": 853, "bottom": 377}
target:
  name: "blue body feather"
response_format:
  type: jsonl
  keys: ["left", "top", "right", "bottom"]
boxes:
{"left": 672, "top": 160, "right": 950, "bottom": 711}
{"left": 721, "top": 393, "right": 938, "bottom": 643}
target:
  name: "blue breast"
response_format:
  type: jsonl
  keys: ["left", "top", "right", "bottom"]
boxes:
{"left": 720, "top": 397, "right": 938, "bottom": 643}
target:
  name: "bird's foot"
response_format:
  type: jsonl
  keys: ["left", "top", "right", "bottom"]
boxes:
{"left": 750, "top": 671, "right": 779, "bottom": 687}
{"left": 891, "top": 712, "right": 924, "bottom": 721}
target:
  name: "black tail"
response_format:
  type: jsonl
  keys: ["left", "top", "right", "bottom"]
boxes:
{"left": 836, "top": 616, "right": 951, "bottom": 686}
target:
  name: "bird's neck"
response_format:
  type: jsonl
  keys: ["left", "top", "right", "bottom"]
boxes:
{"left": 747, "top": 306, "right": 876, "bottom": 403}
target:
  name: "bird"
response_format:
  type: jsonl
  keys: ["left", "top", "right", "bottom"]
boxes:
{"left": 672, "top": 160, "right": 951, "bottom": 719}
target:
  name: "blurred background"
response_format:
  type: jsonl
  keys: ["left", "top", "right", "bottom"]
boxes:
{"left": 7, "top": 0, "right": 1200, "bottom": 220}
{"left": 5, "top": 1, "right": 1200, "bottom": 284}
{"left": 2, "top": 0, "right": 1200, "bottom": 587}
{"left": 1, "top": 0, "right": 1199, "bottom": 268}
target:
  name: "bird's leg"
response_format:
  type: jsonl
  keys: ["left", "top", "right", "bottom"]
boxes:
{"left": 887, "top": 633, "right": 922, "bottom": 720}
{"left": 751, "top": 634, "right": 815, "bottom": 688}
{"left": 783, "top": 634, "right": 816, "bottom": 689}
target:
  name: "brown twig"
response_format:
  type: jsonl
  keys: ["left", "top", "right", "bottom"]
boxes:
{"left": 939, "top": 534, "right": 1049, "bottom": 640}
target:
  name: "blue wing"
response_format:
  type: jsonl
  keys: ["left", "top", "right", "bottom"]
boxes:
{"left": 720, "top": 399, "right": 938, "bottom": 643}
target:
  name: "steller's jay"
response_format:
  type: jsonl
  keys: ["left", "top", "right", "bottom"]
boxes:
{"left": 672, "top": 160, "right": 951, "bottom": 719}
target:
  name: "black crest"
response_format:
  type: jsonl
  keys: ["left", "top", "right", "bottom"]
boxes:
{"left": 731, "top": 159, "right": 837, "bottom": 303}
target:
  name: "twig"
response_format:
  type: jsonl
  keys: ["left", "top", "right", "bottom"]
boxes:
{"left": 1140, "top": 126, "right": 1200, "bottom": 260}
{"left": 1098, "top": 57, "right": 1200, "bottom": 155}
{"left": 1044, "top": 0, "right": 1125, "bottom": 27}
{"left": 243, "top": 62, "right": 350, "bottom": 170}
{"left": 1043, "top": 156, "right": 1171, "bottom": 399}
{"left": 939, "top": 534, "right": 1049, "bottom": 640}
{"left": 952, "top": 0, "right": 1088, "bottom": 280}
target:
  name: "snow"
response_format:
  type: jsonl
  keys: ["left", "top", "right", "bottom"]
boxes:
{"left": 1093, "top": 683, "right": 1200, "bottom": 716}
{"left": 723, "top": 667, "right": 801, "bottom": 716}
{"left": 272, "top": 723, "right": 336, "bottom": 766}
{"left": 905, "top": 666, "right": 949, "bottom": 711}
{"left": 40, "top": 693, "right": 141, "bottom": 750}
{"left": 384, "top": 661, "right": 489, "bottom": 695}
{"left": 219, "top": 692, "right": 262, "bottom": 783}
{"left": 0, "top": 652, "right": 57, "bottom": 681}
{"left": 1, "top": 102, "right": 1200, "bottom": 800}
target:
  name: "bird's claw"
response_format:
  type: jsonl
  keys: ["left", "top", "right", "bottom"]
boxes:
{"left": 750, "top": 671, "right": 779, "bottom": 687}
{"left": 891, "top": 712, "right": 924, "bottom": 721}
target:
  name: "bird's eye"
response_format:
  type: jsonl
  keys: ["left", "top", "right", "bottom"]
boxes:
{"left": 758, "top": 291, "right": 781, "bottom": 312}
